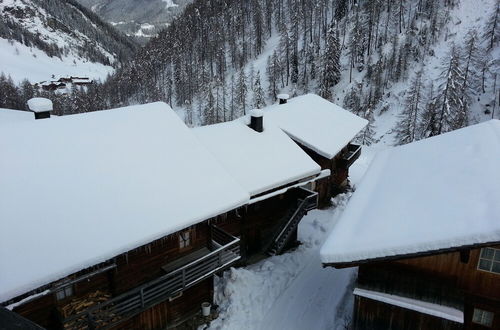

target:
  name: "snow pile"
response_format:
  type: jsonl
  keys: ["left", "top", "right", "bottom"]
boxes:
{"left": 0, "top": 102, "right": 249, "bottom": 303}
{"left": 193, "top": 118, "right": 321, "bottom": 196}
{"left": 265, "top": 94, "right": 368, "bottom": 159}
{"left": 27, "top": 98, "right": 52, "bottom": 112}
{"left": 321, "top": 120, "right": 500, "bottom": 265}
{"left": 353, "top": 288, "right": 464, "bottom": 323}
{"left": 210, "top": 194, "right": 357, "bottom": 330}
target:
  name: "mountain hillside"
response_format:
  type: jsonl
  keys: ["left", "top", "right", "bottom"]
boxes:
{"left": 98, "top": 0, "right": 499, "bottom": 144}
{"left": 1, "top": 0, "right": 498, "bottom": 142}
{"left": 0, "top": 0, "right": 137, "bottom": 83}
{"left": 76, "top": 0, "right": 193, "bottom": 43}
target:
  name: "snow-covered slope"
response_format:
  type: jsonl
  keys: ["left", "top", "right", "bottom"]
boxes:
{"left": 0, "top": 0, "right": 137, "bottom": 83}
{"left": 75, "top": 0, "right": 193, "bottom": 42}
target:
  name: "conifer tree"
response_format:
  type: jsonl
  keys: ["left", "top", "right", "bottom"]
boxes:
{"left": 252, "top": 71, "right": 266, "bottom": 109}
{"left": 236, "top": 68, "right": 248, "bottom": 116}
{"left": 394, "top": 69, "right": 424, "bottom": 145}
{"left": 483, "top": 0, "right": 500, "bottom": 50}
{"left": 436, "top": 44, "right": 466, "bottom": 134}
{"left": 319, "top": 23, "right": 341, "bottom": 100}
{"left": 419, "top": 83, "right": 441, "bottom": 139}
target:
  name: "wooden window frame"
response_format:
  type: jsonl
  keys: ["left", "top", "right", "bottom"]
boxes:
{"left": 55, "top": 284, "right": 74, "bottom": 301}
{"left": 472, "top": 308, "right": 494, "bottom": 327}
{"left": 178, "top": 229, "right": 193, "bottom": 249}
{"left": 477, "top": 247, "right": 500, "bottom": 274}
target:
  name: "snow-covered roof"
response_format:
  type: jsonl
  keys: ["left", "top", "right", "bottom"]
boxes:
{"left": 0, "top": 108, "right": 33, "bottom": 125}
{"left": 320, "top": 120, "right": 500, "bottom": 265}
{"left": 0, "top": 102, "right": 249, "bottom": 302}
{"left": 27, "top": 98, "right": 52, "bottom": 112}
{"left": 193, "top": 117, "right": 321, "bottom": 196}
{"left": 265, "top": 94, "right": 368, "bottom": 159}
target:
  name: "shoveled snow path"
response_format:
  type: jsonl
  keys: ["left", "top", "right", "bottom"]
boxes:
{"left": 208, "top": 148, "right": 378, "bottom": 330}
{"left": 260, "top": 251, "right": 354, "bottom": 330}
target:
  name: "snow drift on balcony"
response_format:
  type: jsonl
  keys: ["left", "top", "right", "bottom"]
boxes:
{"left": 320, "top": 120, "right": 500, "bottom": 265}
{"left": 194, "top": 117, "right": 321, "bottom": 196}
{"left": 265, "top": 94, "right": 368, "bottom": 159}
{"left": 0, "top": 102, "right": 249, "bottom": 302}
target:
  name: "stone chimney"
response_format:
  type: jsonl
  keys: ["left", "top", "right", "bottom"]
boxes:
{"left": 277, "top": 93, "right": 290, "bottom": 104}
{"left": 249, "top": 109, "right": 264, "bottom": 133}
{"left": 27, "top": 98, "right": 53, "bottom": 120}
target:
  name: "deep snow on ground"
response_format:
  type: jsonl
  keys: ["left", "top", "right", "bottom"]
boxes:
{"left": 208, "top": 147, "right": 379, "bottom": 330}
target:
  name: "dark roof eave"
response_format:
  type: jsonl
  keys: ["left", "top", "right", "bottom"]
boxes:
{"left": 322, "top": 240, "right": 500, "bottom": 269}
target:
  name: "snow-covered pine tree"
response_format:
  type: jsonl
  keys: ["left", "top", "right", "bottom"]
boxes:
{"left": 266, "top": 52, "right": 279, "bottom": 100}
{"left": 457, "top": 29, "right": 481, "bottom": 126}
{"left": 252, "top": 71, "right": 266, "bottom": 109}
{"left": 319, "top": 22, "right": 341, "bottom": 100}
{"left": 483, "top": 0, "right": 500, "bottom": 50}
{"left": 203, "top": 87, "right": 216, "bottom": 125}
{"left": 419, "top": 82, "right": 440, "bottom": 138}
{"left": 435, "top": 44, "right": 466, "bottom": 134}
{"left": 394, "top": 69, "right": 424, "bottom": 145}
{"left": 343, "top": 83, "right": 363, "bottom": 116}
{"left": 236, "top": 68, "right": 248, "bottom": 116}
{"left": 334, "top": 0, "right": 348, "bottom": 21}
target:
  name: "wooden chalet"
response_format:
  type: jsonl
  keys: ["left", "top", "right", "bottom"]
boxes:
{"left": 0, "top": 94, "right": 367, "bottom": 329}
{"left": 40, "top": 81, "right": 67, "bottom": 91}
{"left": 194, "top": 109, "right": 325, "bottom": 261}
{"left": 0, "top": 103, "right": 250, "bottom": 329}
{"left": 320, "top": 120, "right": 500, "bottom": 330}
{"left": 264, "top": 94, "right": 368, "bottom": 207}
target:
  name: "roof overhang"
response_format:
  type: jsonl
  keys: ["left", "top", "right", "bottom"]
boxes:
{"left": 322, "top": 240, "right": 500, "bottom": 269}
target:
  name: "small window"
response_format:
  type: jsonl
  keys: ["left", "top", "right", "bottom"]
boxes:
{"left": 472, "top": 308, "right": 494, "bottom": 327}
{"left": 55, "top": 285, "right": 73, "bottom": 301}
{"left": 179, "top": 230, "right": 191, "bottom": 249}
{"left": 477, "top": 248, "right": 500, "bottom": 274}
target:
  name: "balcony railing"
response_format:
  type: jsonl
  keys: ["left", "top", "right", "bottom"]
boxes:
{"left": 63, "top": 226, "right": 240, "bottom": 329}
{"left": 339, "top": 143, "right": 362, "bottom": 168}
{"left": 267, "top": 187, "right": 318, "bottom": 255}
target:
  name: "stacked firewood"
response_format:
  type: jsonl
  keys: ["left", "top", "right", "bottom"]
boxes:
{"left": 61, "top": 291, "right": 121, "bottom": 329}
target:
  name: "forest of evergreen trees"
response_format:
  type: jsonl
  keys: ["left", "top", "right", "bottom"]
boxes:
{"left": 1, "top": 0, "right": 499, "bottom": 145}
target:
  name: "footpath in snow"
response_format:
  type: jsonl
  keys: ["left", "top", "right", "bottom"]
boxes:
{"left": 208, "top": 147, "right": 379, "bottom": 330}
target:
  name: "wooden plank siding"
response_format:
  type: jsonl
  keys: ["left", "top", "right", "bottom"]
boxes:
{"left": 293, "top": 141, "right": 352, "bottom": 207}
{"left": 395, "top": 246, "right": 500, "bottom": 302}
{"left": 354, "top": 245, "right": 500, "bottom": 329}
{"left": 353, "top": 295, "right": 463, "bottom": 330}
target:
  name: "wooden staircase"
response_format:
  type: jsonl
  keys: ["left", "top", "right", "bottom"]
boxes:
{"left": 267, "top": 187, "right": 318, "bottom": 256}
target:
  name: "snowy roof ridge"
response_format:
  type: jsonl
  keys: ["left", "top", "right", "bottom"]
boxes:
{"left": 320, "top": 120, "right": 500, "bottom": 265}
{"left": 264, "top": 94, "right": 368, "bottom": 159}
{"left": 0, "top": 102, "right": 249, "bottom": 302}
{"left": 193, "top": 116, "right": 321, "bottom": 196}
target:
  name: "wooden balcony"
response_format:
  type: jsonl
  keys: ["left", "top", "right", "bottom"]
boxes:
{"left": 63, "top": 226, "right": 240, "bottom": 329}
{"left": 338, "top": 143, "right": 362, "bottom": 168}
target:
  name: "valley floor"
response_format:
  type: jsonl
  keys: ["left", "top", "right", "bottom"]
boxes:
{"left": 208, "top": 147, "right": 380, "bottom": 330}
